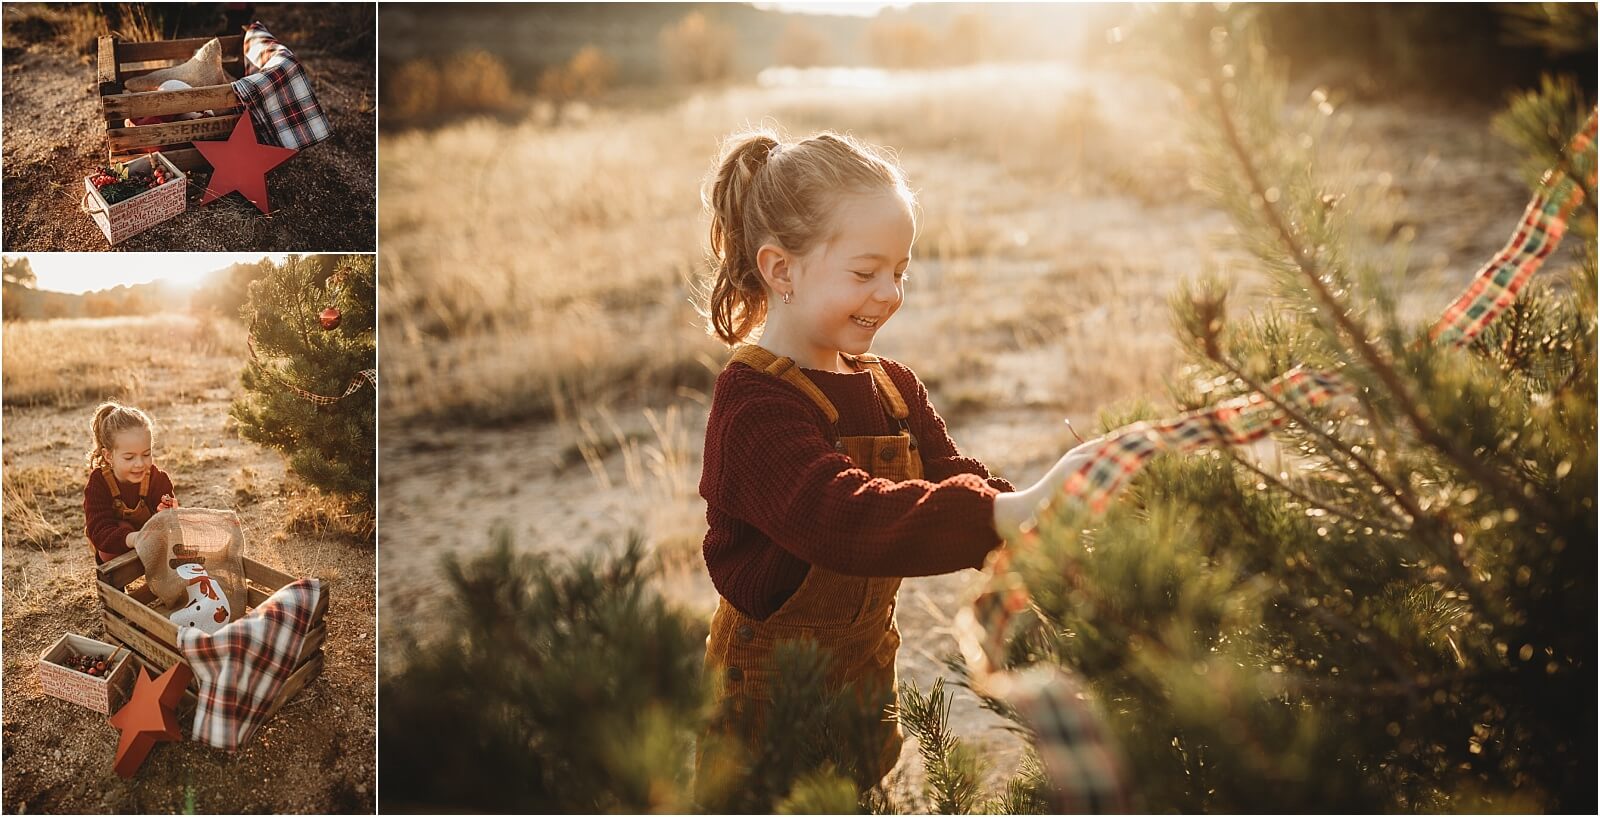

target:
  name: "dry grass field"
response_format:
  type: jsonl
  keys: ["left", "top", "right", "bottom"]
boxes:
{"left": 379, "top": 61, "right": 1539, "bottom": 803}
{"left": 1, "top": 314, "right": 375, "bottom": 813}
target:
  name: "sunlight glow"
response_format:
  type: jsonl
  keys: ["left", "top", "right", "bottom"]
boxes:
{"left": 754, "top": 2, "right": 915, "bottom": 17}
{"left": 12, "top": 253, "right": 289, "bottom": 295}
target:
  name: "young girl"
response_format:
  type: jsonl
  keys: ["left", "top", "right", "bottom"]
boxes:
{"left": 694, "top": 129, "right": 1097, "bottom": 791}
{"left": 83, "top": 401, "right": 178, "bottom": 564}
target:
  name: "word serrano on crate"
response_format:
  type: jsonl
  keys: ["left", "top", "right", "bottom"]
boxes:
{"left": 97, "top": 34, "right": 246, "bottom": 173}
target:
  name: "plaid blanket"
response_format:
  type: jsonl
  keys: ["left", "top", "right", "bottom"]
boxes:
{"left": 231, "top": 22, "right": 332, "bottom": 150}
{"left": 177, "top": 578, "right": 324, "bottom": 750}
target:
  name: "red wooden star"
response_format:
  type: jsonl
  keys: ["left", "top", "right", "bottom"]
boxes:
{"left": 194, "top": 115, "right": 297, "bottom": 214}
{"left": 108, "top": 662, "right": 193, "bottom": 778}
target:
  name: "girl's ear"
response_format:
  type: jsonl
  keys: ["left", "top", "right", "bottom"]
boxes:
{"left": 755, "top": 242, "right": 792, "bottom": 293}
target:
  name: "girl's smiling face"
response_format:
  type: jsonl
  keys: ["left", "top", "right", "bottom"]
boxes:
{"left": 103, "top": 428, "right": 153, "bottom": 484}
{"left": 790, "top": 192, "right": 915, "bottom": 366}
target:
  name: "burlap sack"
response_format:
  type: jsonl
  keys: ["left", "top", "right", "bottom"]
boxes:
{"left": 127, "top": 508, "right": 247, "bottom": 626}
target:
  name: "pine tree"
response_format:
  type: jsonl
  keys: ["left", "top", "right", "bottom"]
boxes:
{"left": 378, "top": 529, "right": 902, "bottom": 814}
{"left": 992, "top": 8, "right": 1594, "bottom": 812}
{"left": 230, "top": 255, "right": 376, "bottom": 510}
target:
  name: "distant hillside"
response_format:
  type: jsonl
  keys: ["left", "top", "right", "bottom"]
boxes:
{"left": 1, "top": 279, "right": 182, "bottom": 321}
{"left": 1, "top": 260, "right": 266, "bottom": 321}
{"left": 378, "top": 2, "right": 1108, "bottom": 89}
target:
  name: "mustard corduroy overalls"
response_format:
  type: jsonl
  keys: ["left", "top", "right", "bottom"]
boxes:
{"left": 699, "top": 344, "right": 922, "bottom": 792}
{"left": 91, "top": 466, "right": 153, "bottom": 563}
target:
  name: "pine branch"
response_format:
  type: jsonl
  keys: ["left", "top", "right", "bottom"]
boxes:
{"left": 1205, "top": 55, "right": 1563, "bottom": 533}
{"left": 1208, "top": 352, "right": 1418, "bottom": 527}
{"left": 1225, "top": 447, "right": 1409, "bottom": 535}
{"left": 895, "top": 679, "right": 983, "bottom": 814}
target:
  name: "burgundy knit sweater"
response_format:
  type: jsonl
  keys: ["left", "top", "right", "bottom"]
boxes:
{"left": 700, "top": 355, "right": 1016, "bottom": 620}
{"left": 84, "top": 465, "right": 174, "bottom": 562}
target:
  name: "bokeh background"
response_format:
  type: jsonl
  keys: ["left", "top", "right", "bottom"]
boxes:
{"left": 375, "top": 2, "right": 1594, "bottom": 807}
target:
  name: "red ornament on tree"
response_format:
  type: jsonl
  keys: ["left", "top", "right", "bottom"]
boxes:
{"left": 320, "top": 307, "right": 342, "bottom": 330}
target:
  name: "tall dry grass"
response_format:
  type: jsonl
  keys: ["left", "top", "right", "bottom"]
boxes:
{"left": 2, "top": 314, "right": 243, "bottom": 408}
{"left": 0, "top": 466, "right": 73, "bottom": 549}
{"left": 379, "top": 64, "right": 1199, "bottom": 430}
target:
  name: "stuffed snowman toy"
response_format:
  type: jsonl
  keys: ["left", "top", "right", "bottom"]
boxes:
{"left": 169, "top": 562, "right": 233, "bottom": 634}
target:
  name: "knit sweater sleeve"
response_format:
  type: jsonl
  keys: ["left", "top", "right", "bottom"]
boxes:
{"left": 84, "top": 473, "right": 134, "bottom": 558}
{"left": 707, "top": 370, "right": 1005, "bottom": 578}
{"left": 151, "top": 467, "right": 175, "bottom": 504}
{"left": 883, "top": 359, "right": 1016, "bottom": 493}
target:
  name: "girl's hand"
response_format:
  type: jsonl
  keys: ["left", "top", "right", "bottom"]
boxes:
{"left": 158, "top": 493, "right": 178, "bottom": 511}
{"left": 992, "top": 436, "right": 1105, "bottom": 538}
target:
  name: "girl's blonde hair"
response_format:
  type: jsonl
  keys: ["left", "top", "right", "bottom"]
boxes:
{"left": 700, "top": 127, "right": 916, "bottom": 346}
{"left": 86, "top": 401, "right": 155, "bottom": 472}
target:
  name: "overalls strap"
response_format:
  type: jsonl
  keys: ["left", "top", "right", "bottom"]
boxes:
{"left": 729, "top": 345, "right": 841, "bottom": 425}
{"left": 100, "top": 466, "right": 150, "bottom": 508}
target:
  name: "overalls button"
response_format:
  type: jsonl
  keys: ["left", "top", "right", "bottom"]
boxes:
{"left": 833, "top": 440, "right": 844, "bottom": 453}
{"left": 735, "top": 624, "right": 754, "bottom": 642}
{"left": 880, "top": 449, "right": 896, "bottom": 462}
{"left": 726, "top": 666, "right": 743, "bottom": 682}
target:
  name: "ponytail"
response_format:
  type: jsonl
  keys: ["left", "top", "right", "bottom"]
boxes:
{"left": 704, "top": 131, "right": 781, "bottom": 346}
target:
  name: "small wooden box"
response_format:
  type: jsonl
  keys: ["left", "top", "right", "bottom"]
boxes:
{"left": 96, "top": 550, "right": 328, "bottom": 722}
{"left": 38, "top": 633, "right": 136, "bottom": 714}
{"left": 96, "top": 34, "right": 246, "bottom": 173}
{"left": 82, "top": 152, "right": 187, "bottom": 245}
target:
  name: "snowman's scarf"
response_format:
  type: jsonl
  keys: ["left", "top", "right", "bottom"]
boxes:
{"left": 953, "top": 110, "right": 1596, "bottom": 812}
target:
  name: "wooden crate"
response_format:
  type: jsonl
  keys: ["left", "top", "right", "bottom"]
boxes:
{"left": 38, "top": 633, "right": 137, "bottom": 714}
{"left": 81, "top": 151, "right": 186, "bottom": 245}
{"left": 96, "top": 34, "right": 246, "bottom": 173}
{"left": 95, "top": 550, "right": 328, "bottom": 723}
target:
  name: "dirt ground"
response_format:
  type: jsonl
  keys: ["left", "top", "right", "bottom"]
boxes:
{"left": 0, "top": 3, "right": 375, "bottom": 251}
{"left": 1, "top": 317, "right": 376, "bottom": 813}
{"left": 376, "top": 60, "right": 1567, "bottom": 807}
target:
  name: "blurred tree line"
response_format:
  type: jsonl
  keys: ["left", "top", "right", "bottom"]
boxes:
{"left": 377, "top": 3, "right": 1596, "bottom": 130}
{"left": 0, "top": 255, "right": 273, "bottom": 322}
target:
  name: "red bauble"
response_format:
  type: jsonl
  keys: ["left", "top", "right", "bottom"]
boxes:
{"left": 319, "top": 307, "right": 342, "bottom": 330}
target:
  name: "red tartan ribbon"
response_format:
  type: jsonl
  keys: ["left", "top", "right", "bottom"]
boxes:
{"left": 246, "top": 328, "right": 376, "bottom": 406}
{"left": 955, "top": 108, "right": 1597, "bottom": 812}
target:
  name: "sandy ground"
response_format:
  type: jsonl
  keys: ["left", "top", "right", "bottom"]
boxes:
{"left": 1, "top": 3, "right": 375, "bottom": 251}
{"left": 1, "top": 320, "right": 375, "bottom": 813}
{"left": 376, "top": 62, "right": 1566, "bottom": 807}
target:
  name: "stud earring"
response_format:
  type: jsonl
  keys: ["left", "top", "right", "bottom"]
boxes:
{"left": 782, "top": 291, "right": 792, "bottom": 304}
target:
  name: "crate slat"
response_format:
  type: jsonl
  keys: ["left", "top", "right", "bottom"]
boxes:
{"left": 99, "top": 579, "right": 180, "bottom": 643}
{"left": 104, "top": 614, "right": 187, "bottom": 673}
{"left": 96, "top": 36, "right": 119, "bottom": 92}
{"left": 115, "top": 35, "right": 245, "bottom": 65}
{"left": 103, "top": 85, "right": 241, "bottom": 120}
{"left": 262, "top": 651, "right": 325, "bottom": 723}
{"left": 298, "top": 625, "right": 327, "bottom": 666}
{"left": 97, "top": 549, "right": 145, "bottom": 588}
{"left": 245, "top": 558, "right": 297, "bottom": 589}
{"left": 108, "top": 147, "right": 210, "bottom": 173}
{"left": 106, "top": 113, "right": 240, "bottom": 151}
